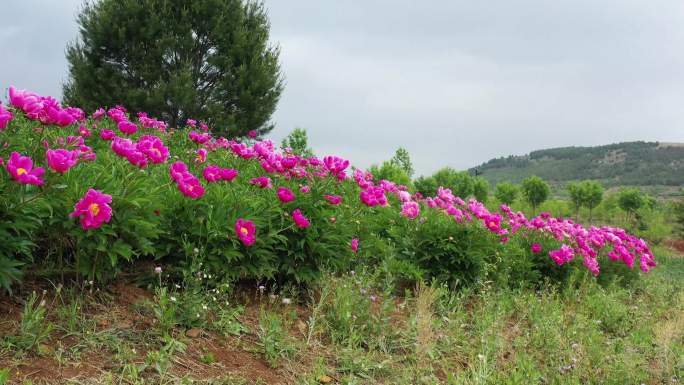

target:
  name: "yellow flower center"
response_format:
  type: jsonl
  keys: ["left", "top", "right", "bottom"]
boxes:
{"left": 16, "top": 168, "right": 27, "bottom": 175}
{"left": 88, "top": 203, "right": 100, "bottom": 216}
{"left": 240, "top": 227, "right": 249, "bottom": 235}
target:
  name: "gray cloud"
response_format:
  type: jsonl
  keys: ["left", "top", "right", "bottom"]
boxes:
{"left": 2, "top": 0, "right": 683, "bottom": 175}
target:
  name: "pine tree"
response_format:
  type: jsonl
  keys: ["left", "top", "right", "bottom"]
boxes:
{"left": 63, "top": 0, "right": 283, "bottom": 137}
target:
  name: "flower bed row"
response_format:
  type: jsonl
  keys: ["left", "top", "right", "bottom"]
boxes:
{"left": 0, "top": 86, "right": 655, "bottom": 291}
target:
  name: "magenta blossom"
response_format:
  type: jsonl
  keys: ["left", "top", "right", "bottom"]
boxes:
{"left": 169, "top": 162, "right": 189, "bottom": 183}
{"left": 203, "top": 165, "right": 222, "bottom": 182}
{"left": 248, "top": 130, "right": 257, "bottom": 138}
{"left": 300, "top": 185, "right": 310, "bottom": 193}
{"left": 292, "top": 209, "right": 311, "bottom": 229}
{"left": 250, "top": 176, "right": 272, "bottom": 189}
{"left": 235, "top": 218, "right": 256, "bottom": 246}
{"left": 194, "top": 148, "right": 207, "bottom": 163}
{"left": 324, "top": 194, "right": 342, "bottom": 205}
{"left": 118, "top": 120, "right": 138, "bottom": 135}
{"left": 0, "top": 104, "right": 13, "bottom": 130}
{"left": 77, "top": 125, "right": 92, "bottom": 138}
{"left": 549, "top": 245, "right": 575, "bottom": 266}
{"left": 277, "top": 187, "right": 296, "bottom": 203}
{"left": 177, "top": 177, "right": 205, "bottom": 199}
{"left": 137, "top": 135, "right": 169, "bottom": 164}
{"left": 100, "top": 129, "right": 115, "bottom": 140}
{"left": 400, "top": 201, "right": 420, "bottom": 219}
{"left": 6, "top": 152, "right": 45, "bottom": 185}
{"left": 531, "top": 243, "right": 542, "bottom": 253}
{"left": 92, "top": 108, "right": 106, "bottom": 120}
{"left": 69, "top": 189, "right": 113, "bottom": 230}
{"left": 351, "top": 238, "right": 359, "bottom": 253}
{"left": 220, "top": 168, "right": 238, "bottom": 181}
{"left": 46, "top": 149, "right": 80, "bottom": 174}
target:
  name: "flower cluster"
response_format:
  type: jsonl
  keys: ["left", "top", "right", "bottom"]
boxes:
{"left": 9, "top": 87, "right": 83, "bottom": 127}
{"left": 0, "top": 86, "right": 656, "bottom": 279}
{"left": 170, "top": 161, "right": 205, "bottom": 199}
{"left": 111, "top": 135, "right": 169, "bottom": 168}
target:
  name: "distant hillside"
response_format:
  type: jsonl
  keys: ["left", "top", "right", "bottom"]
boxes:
{"left": 470, "top": 141, "right": 684, "bottom": 187}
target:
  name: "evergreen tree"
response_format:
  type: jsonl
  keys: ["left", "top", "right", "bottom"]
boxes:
{"left": 63, "top": 0, "right": 283, "bottom": 137}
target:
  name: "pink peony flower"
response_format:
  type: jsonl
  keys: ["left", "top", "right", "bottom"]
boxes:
{"left": 169, "top": 162, "right": 189, "bottom": 183}
{"left": 549, "top": 245, "right": 574, "bottom": 266}
{"left": 6, "top": 152, "right": 45, "bottom": 185}
{"left": 0, "top": 104, "right": 13, "bottom": 130}
{"left": 69, "top": 189, "right": 112, "bottom": 230}
{"left": 292, "top": 209, "right": 310, "bottom": 229}
{"left": 203, "top": 165, "right": 222, "bottom": 182}
{"left": 194, "top": 148, "right": 207, "bottom": 163}
{"left": 177, "top": 177, "right": 205, "bottom": 199}
{"left": 118, "top": 120, "right": 138, "bottom": 135}
{"left": 220, "top": 168, "right": 238, "bottom": 181}
{"left": 351, "top": 238, "right": 359, "bottom": 253}
{"left": 186, "top": 119, "right": 197, "bottom": 128}
{"left": 250, "top": 176, "right": 272, "bottom": 189}
{"left": 137, "top": 135, "right": 169, "bottom": 164}
{"left": 235, "top": 218, "right": 256, "bottom": 246}
{"left": 77, "top": 125, "right": 92, "bottom": 138}
{"left": 92, "top": 108, "right": 106, "bottom": 120}
{"left": 277, "top": 187, "right": 296, "bottom": 203}
{"left": 189, "top": 130, "right": 211, "bottom": 144}
{"left": 300, "top": 185, "right": 310, "bottom": 193}
{"left": 100, "top": 129, "right": 115, "bottom": 140}
{"left": 248, "top": 130, "right": 257, "bottom": 138}
{"left": 46, "top": 149, "right": 80, "bottom": 174}
{"left": 400, "top": 201, "right": 420, "bottom": 219}
{"left": 323, "top": 194, "right": 342, "bottom": 205}
{"left": 531, "top": 243, "right": 542, "bottom": 253}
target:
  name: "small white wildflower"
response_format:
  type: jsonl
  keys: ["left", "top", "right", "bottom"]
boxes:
{"left": 193, "top": 248, "right": 199, "bottom": 255}
{"left": 282, "top": 298, "right": 291, "bottom": 305}
{"left": 170, "top": 296, "right": 177, "bottom": 302}
{"left": 154, "top": 266, "right": 162, "bottom": 274}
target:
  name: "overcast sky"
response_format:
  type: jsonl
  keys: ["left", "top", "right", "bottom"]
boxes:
{"left": 1, "top": 1, "right": 683, "bottom": 176}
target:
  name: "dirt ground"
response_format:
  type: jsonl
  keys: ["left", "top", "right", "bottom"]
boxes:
{"left": 0, "top": 281, "right": 304, "bottom": 384}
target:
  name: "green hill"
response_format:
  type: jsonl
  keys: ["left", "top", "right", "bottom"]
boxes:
{"left": 470, "top": 141, "right": 684, "bottom": 187}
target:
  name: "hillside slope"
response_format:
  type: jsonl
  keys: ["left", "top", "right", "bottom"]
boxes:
{"left": 470, "top": 141, "right": 684, "bottom": 186}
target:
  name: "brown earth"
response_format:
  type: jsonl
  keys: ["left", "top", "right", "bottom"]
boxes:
{"left": 0, "top": 281, "right": 298, "bottom": 385}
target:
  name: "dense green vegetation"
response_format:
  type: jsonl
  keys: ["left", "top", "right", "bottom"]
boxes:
{"left": 470, "top": 141, "right": 684, "bottom": 188}
{"left": 64, "top": 0, "right": 283, "bottom": 136}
